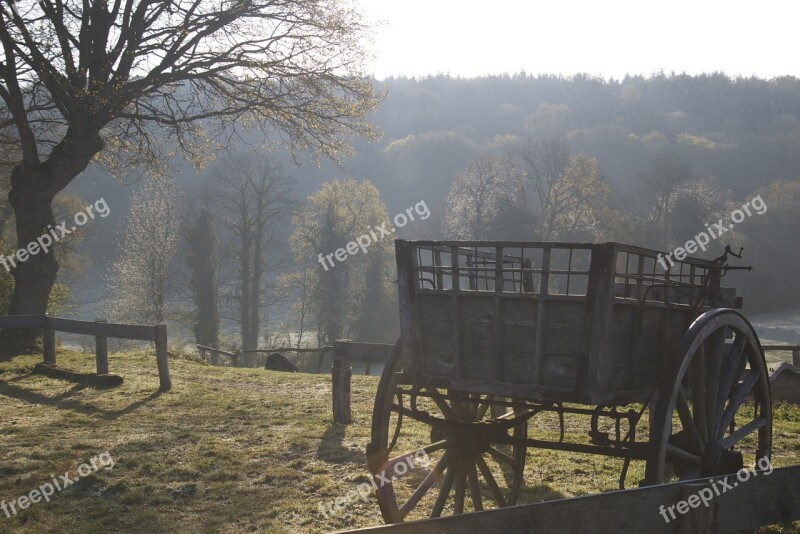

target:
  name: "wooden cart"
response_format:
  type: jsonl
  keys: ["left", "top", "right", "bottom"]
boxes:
{"left": 366, "top": 240, "right": 771, "bottom": 523}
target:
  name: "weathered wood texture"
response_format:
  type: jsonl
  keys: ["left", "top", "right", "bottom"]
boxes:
{"left": 46, "top": 317, "right": 156, "bottom": 341}
{"left": 331, "top": 358, "right": 352, "bottom": 424}
{"left": 395, "top": 240, "right": 725, "bottom": 405}
{"left": 95, "top": 319, "right": 108, "bottom": 374}
{"left": 337, "top": 466, "right": 800, "bottom": 534}
{"left": 33, "top": 362, "right": 124, "bottom": 387}
{"left": 43, "top": 328, "right": 56, "bottom": 364}
{"left": 154, "top": 325, "right": 171, "bottom": 391}
{"left": 333, "top": 340, "right": 394, "bottom": 376}
{"left": 0, "top": 315, "right": 47, "bottom": 329}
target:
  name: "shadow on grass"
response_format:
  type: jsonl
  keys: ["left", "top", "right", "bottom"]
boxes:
{"left": 517, "top": 483, "right": 568, "bottom": 504}
{"left": 316, "top": 423, "right": 366, "bottom": 465}
{"left": 0, "top": 378, "right": 163, "bottom": 420}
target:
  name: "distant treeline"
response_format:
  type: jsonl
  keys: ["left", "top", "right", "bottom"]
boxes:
{"left": 56, "top": 73, "right": 800, "bottom": 341}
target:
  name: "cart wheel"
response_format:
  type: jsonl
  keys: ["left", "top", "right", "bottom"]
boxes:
{"left": 367, "top": 340, "right": 527, "bottom": 523}
{"left": 644, "top": 309, "right": 772, "bottom": 484}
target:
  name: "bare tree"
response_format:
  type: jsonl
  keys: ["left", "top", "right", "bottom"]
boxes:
{"left": 442, "top": 152, "right": 529, "bottom": 240}
{"left": 520, "top": 138, "right": 609, "bottom": 240}
{"left": 632, "top": 151, "right": 694, "bottom": 246}
{"left": 105, "top": 180, "right": 180, "bottom": 325}
{"left": 212, "top": 153, "right": 294, "bottom": 351}
{"left": 0, "top": 0, "right": 380, "bottom": 348}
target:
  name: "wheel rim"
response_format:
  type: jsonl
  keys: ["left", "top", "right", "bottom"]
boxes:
{"left": 367, "top": 340, "right": 527, "bottom": 523}
{"left": 645, "top": 309, "right": 772, "bottom": 484}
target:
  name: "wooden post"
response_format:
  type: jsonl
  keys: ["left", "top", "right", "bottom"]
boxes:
{"left": 232, "top": 350, "right": 239, "bottom": 367}
{"left": 332, "top": 358, "right": 352, "bottom": 424}
{"left": 43, "top": 328, "right": 56, "bottom": 365}
{"left": 154, "top": 325, "right": 171, "bottom": 391}
{"left": 95, "top": 319, "right": 108, "bottom": 374}
{"left": 793, "top": 347, "right": 800, "bottom": 368}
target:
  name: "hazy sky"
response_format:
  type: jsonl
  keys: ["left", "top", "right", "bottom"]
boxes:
{"left": 357, "top": 1, "right": 797, "bottom": 80}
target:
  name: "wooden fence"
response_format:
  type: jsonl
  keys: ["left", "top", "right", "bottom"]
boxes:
{"left": 0, "top": 315, "right": 170, "bottom": 391}
{"left": 196, "top": 345, "right": 334, "bottom": 370}
{"left": 763, "top": 344, "right": 800, "bottom": 367}
{"left": 331, "top": 340, "right": 394, "bottom": 424}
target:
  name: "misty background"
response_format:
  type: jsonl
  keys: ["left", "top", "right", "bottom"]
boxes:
{"left": 47, "top": 72, "right": 799, "bottom": 351}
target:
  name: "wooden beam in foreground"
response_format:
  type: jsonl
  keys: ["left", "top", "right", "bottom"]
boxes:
{"left": 337, "top": 465, "right": 800, "bottom": 534}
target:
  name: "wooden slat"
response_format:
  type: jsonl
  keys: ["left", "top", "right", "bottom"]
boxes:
{"left": 95, "top": 319, "right": 109, "bottom": 375}
{"left": 533, "top": 246, "right": 550, "bottom": 384}
{"left": 33, "top": 362, "right": 123, "bottom": 387}
{"left": 43, "top": 329, "right": 56, "bottom": 365}
{"left": 154, "top": 325, "right": 171, "bottom": 391}
{"left": 46, "top": 317, "right": 156, "bottom": 341}
{"left": 337, "top": 465, "right": 800, "bottom": 533}
{"left": 0, "top": 315, "right": 47, "bottom": 329}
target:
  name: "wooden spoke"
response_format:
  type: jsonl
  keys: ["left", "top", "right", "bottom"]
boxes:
{"left": 720, "top": 417, "right": 768, "bottom": 449}
{"left": 467, "top": 460, "right": 483, "bottom": 512}
{"left": 690, "top": 344, "right": 708, "bottom": 443}
{"left": 431, "top": 394, "right": 460, "bottom": 421}
{"left": 475, "top": 454, "right": 507, "bottom": 508}
{"left": 399, "top": 450, "right": 453, "bottom": 519}
{"left": 719, "top": 371, "right": 759, "bottom": 432}
{"left": 717, "top": 333, "right": 747, "bottom": 403}
{"left": 431, "top": 455, "right": 458, "bottom": 518}
{"left": 676, "top": 391, "right": 705, "bottom": 453}
{"left": 487, "top": 446, "right": 520, "bottom": 470}
{"left": 453, "top": 457, "right": 467, "bottom": 515}
{"left": 704, "top": 329, "right": 726, "bottom": 438}
{"left": 475, "top": 400, "right": 490, "bottom": 421}
{"left": 383, "top": 441, "right": 447, "bottom": 476}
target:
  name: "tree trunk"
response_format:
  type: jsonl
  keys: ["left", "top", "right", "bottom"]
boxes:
{"left": 2, "top": 133, "right": 102, "bottom": 353}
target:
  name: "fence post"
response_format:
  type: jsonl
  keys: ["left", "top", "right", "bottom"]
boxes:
{"left": 232, "top": 350, "right": 239, "bottom": 368}
{"left": 793, "top": 347, "right": 800, "bottom": 368}
{"left": 43, "top": 328, "right": 56, "bottom": 365}
{"left": 95, "top": 319, "right": 108, "bottom": 374}
{"left": 154, "top": 325, "right": 171, "bottom": 391}
{"left": 332, "top": 340, "right": 352, "bottom": 423}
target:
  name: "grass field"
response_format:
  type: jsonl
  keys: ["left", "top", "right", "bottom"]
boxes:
{"left": 0, "top": 350, "right": 798, "bottom": 533}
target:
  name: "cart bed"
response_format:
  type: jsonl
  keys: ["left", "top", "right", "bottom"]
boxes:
{"left": 395, "top": 240, "right": 734, "bottom": 405}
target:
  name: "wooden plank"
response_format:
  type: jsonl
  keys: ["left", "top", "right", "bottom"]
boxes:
{"left": 583, "top": 243, "right": 616, "bottom": 401}
{"left": 337, "top": 465, "right": 800, "bottom": 533}
{"left": 533, "top": 246, "right": 550, "bottom": 385}
{"left": 33, "top": 362, "right": 123, "bottom": 387}
{"left": 331, "top": 358, "right": 352, "bottom": 424}
{"left": 46, "top": 317, "right": 156, "bottom": 341}
{"left": 95, "top": 319, "right": 108, "bottom": 375}
{"left": 43, "top": 329, "right": 56, "bottom": 365}
{"left": 0, "top": 315, "right": 47, "bottom": 329}
{"left": 154, "top": 325, "right": 171, "bottom": 391}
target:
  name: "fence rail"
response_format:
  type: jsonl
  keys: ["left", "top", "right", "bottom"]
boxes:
{"left": 762, "top": 344, "right": 800, "bottom": 367}
{"left": 0, "top": 315, "right": 170, "bottom": 390}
